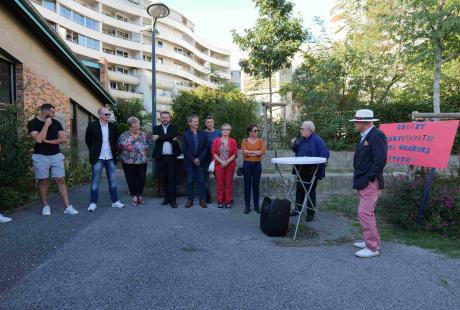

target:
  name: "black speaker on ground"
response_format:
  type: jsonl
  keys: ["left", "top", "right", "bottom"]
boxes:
{"left": 260, "top": 196, "right": 291, "bottom": 237}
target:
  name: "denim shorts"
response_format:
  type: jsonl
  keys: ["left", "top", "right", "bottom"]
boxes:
{"left": 31, "top": 153, "right": 65, "bottom": 179}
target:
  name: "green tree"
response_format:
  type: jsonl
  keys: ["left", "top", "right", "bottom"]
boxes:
{"left": 378, "top": 0, "right": 460, "bottom": 112}
{"left": 231, "top": 0, "right": 308, "bottom": 142}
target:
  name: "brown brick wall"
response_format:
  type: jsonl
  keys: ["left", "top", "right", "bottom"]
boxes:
{"left": 99, "top": 57, "right": 109, "bottom": 90}
{"left": 16, "top": 65, "right": 71, "bottom": 150}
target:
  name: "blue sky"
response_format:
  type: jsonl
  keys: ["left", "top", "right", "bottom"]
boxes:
{"left": 165, "top": 0, "right": 337, "bottom": 69}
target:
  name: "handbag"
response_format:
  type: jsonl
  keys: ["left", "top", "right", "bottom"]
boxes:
{"left": 208, "top": 160, "right": 215, "bottom": 173}
{"left": 236, "top": 166, "right": 243, "bottom": 176}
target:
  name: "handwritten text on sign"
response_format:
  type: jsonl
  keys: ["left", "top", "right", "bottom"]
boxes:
{"left": 379, "top": 120, "right": 459, "bottom": 169}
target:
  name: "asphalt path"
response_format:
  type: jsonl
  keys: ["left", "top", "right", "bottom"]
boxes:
{"left": 1, "top": 175, "right": 459, "bottom": 309}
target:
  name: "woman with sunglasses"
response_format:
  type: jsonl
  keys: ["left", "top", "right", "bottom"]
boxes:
{"left": 118, "top": 116, "right": 149, "bottom": 206}
{"left": 211, "top": 124, "right": 238, "bottom": 209}
{"left": 241, "top": 124, "right": 266, "bottom": 214}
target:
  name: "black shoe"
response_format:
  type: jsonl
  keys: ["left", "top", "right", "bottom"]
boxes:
{"left": 205, "top": 192, "right": 211, "bottom": 204}
{"left": 161, "top": 199, "right": 170, "bottom": 206}
{"left": 254, "top": 207, "right": 260, "bottom": 214}
{"left": 217, "top": 203, "right": 224, "bottom": 209}
{"left": 290, "top": 210, "right": 299, "bottom": 217}
{"left": 244, "top": 208, "right": 250, "bottom": 214}
{"left": 305, "top": 214, "right": 314, "bottom": 222}
{"left": 225, "top": 203, "right": 232, "bottom": 209}
{"left": 170, "top": 202, "right": 178, "bottom": 208}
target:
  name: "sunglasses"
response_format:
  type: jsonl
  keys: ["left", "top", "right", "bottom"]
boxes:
{"left": 102, "top": 113, "right": 111, "bottom": 117}
{"left": 252, "top": 129, "right": 259, "bottom": 132}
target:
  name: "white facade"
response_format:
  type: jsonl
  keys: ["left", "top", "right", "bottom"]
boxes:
{"left": 31, "top": 0, "right": 231, "bottom": 113}
{"left": 240, "top": 68, "right": 295, "bottom": 120}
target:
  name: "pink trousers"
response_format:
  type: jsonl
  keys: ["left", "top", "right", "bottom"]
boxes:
{"left": 357, "top": 180, "right": 382, "bottom": 252}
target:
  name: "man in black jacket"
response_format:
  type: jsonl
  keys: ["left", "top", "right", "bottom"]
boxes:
{"left": 85, "top": 107, "right": 125, "bottom": 212}
{"left": 350, "top": 109, "right": 387, "bottom": 258}
{"left": 153, "top": 111, "right": 181, "bottom": 208}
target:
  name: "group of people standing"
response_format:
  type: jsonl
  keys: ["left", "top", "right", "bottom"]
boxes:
{"left": 153, "top": 112, "right": 266, "bottom": 213}
{"left": 0, "top": 104, "right": 387, "bottom": 260}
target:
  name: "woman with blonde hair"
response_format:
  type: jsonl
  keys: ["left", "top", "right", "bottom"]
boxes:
{"left": 118, "top": 116, "right": 149, "bottom": 206}
{"left": 211, "top": 123, "right": 238, "bottom": 209}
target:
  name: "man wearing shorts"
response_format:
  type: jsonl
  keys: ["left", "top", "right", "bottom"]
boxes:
{"left": 27, "top": 103, "right": 78, "bottom": 216}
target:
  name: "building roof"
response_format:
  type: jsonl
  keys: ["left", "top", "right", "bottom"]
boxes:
{"left": 2, "top": 0, "right": 115, "bottom": 106}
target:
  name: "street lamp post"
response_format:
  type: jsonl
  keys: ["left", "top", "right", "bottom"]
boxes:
{"left": 143, "top": 2, "right": 170, "bottom": 128}
{"left": 142, "top": 2, "right": 169, "bottom": 179}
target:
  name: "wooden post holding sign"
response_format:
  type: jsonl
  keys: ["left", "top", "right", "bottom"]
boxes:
{"left": 379, "top": 120, "right": 459, "bottom": 223}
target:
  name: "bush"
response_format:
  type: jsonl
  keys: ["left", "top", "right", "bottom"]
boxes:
{"left": 112, "top": 97, "right": 148, "bottom": 136}
{"left": 171, "top": 87, "right": 258, "bottom": 144}
{"left": 0, "top": 105, "right": 34, "bottom": 190}
{"left": 379, "top": 172, "right": 460, "bottom": 239}
{"left": 0, "top": 187, "right": 28, "bottom": 211}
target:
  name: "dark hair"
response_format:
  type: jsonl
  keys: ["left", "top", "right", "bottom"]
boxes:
{"left": 40, "top": 103, "right": 55, "bottom": 112}
{"left": 246, "top": 123, "right": 258, "bottom": 135}
{"left": 205, "top": 115, "right": 214, "bottom": 120}
{"left": 160, "top": 111, "right": 170, "bottom": 116}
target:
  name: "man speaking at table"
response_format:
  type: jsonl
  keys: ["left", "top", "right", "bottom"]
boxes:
{"left": 350, "top": 109, "right": 387, "bottom": 258}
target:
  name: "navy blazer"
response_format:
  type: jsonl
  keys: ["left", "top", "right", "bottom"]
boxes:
{"left": 353, "top": 127, "right": 388, "bottom": 190}
{"left": 292, "top": 133, "right": 330, "bottom": 179}
{"left": 182, "top": 129, "right": 209, "bottom": 167}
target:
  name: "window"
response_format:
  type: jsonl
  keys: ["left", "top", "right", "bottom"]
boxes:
{"left": 116, "top": 14, "right": 128, "bottom": 22}
{"left": 103, "top": 48, "right": 115, "bottom": 55}
{"left": 0, "top": 58, "right": 15, "bottom": 104}
{"left": 60, "top": 5, "right": 72, "bottom": 19}
{"left": 157, "top": 57, "right": 164, "bottom": 64}
{"left": 85, "top": 37, "right": 100, "bottom": 50}
{"left": 157, "top": 41, "right": 163, "bottom": 48}
{"left": 174, "top": 47, "right": 183, "bottom": 54}
{"left": 116, "top": 50, "right": 128, "bottom": 58}
{"left": 43, "top": 0, "right": 56, "bottom": 11}
{"left": 143, "top": 55, "right": 152, "bottom": 62}
{"left": 66, "top": 30, "right": 78, "bottom": 43}
{"left": 73, "top": 12, "right": 85, "bottom": 26}
{"left": 117, "top": 31, "right": 129, "bottom": 40}
{"left": 86, "top": 18, "right": 98, "bottom": 31}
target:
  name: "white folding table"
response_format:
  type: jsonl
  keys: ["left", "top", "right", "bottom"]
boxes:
{"left": 271, "top": 156, "right": 328, "bottom": 240}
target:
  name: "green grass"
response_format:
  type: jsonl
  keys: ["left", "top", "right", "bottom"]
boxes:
{"left": 321, "top": 194, "right": 460, "bottom": 258}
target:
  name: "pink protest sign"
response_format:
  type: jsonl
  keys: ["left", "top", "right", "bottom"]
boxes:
{"left": 379, "top": 120, "right": 459, "bottom": 168}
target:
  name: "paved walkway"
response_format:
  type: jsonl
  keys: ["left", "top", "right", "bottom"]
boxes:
{"left": 1, "top": 173, "right": 459, "bottom": 309}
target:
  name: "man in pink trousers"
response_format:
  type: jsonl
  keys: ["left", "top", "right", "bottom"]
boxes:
{"left": 350, "top": 109, "right": 387, "bottom": 258}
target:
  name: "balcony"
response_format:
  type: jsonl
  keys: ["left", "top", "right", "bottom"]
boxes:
{"left": 110, "top": 88, "right": 143, "bottom": 99}
{"left": 108, "top": 71, "right": 140, "bottom": 85}
{"left": 102, "top": 14, "right": 140, "bottom": 33}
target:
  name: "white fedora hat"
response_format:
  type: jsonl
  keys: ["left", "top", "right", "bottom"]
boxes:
{"left": 349, "top": 109, "right": 379, "bottom": 122}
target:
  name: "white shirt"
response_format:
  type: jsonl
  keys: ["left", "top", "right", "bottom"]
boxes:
{"left": 161, "top": 124, "right": 173, "bottom": 155}
{"left": 360, "top": 125, "right": 374, "bottom": 143}
{"left": 99, "top": 121, "right": 113, "bottom": 160}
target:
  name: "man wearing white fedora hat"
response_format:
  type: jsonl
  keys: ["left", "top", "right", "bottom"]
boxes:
{"left": 350, "top": 109, "right": 387, "bottom": 258}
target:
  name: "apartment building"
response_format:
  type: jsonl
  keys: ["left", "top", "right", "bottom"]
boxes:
{"left": 31, "top": 0, "right": 231, "bottom": 114}
{"left": 240, "top": 68, "right": 296, "bottom": 120}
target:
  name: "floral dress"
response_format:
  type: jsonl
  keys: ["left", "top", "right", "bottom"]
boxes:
{"left": 118, "top": 131, "right": 149, "bottom": 164}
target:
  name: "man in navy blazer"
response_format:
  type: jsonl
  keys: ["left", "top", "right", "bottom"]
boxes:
{"left": 350, "top": 109, "right": 387, "bottom": 258}
{"left": 182, "top": 115, "right": 209, "bottom": 208}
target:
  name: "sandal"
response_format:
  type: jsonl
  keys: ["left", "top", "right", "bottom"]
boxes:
{"left": 137, "top": 196, "right": 145, "bottom": 204}
{"left": 131, "top": 197, "right": 138, "bottom": 206}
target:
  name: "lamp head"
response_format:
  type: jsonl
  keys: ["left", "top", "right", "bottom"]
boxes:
{"left": 146, "top": 3, "right": 170, "bottom": 19}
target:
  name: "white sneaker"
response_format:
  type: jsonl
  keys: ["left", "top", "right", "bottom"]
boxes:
{"left": 42, "top": 206, "right": 51, "bottom": 216}
{"left": 64, "top": 205, "right": 79, "bottom": 215}
{"left": 88, "top": 203, "right": 97, "bottom": 212}
{"left": 0, "top": 214, "right": 12, "bottom": 223}
{"left": 355, "top": 248, "right": 379, "bottom": 258}
{"left": 353, "top": 241, "right": 380, "bottom": 250}
{"left": 112, "top": 201, "right": 125, "bottom": 209}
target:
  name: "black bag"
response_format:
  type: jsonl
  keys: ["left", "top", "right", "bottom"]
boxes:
{"left": 236, "top": 166, "right": 243, "bottom": 176}
{"left": 260, "top": 196, "right": 291, "bottom": 237}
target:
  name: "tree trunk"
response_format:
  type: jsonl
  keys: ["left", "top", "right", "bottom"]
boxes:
{"left": 433, "top": 39, "right": 442, "bottom": 113}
